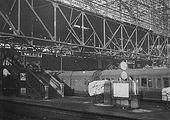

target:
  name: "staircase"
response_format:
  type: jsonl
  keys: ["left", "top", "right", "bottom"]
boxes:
{"left": 26, "top": 67, "right": 46, "bottom": 99}
{"left": 3, "top": 57, "right": 46, "bottom": 99}
{"left": 25, "top": 61, "right": 64, "bottom": 98}
{"left": 4, "top": 56, "right": 64, "bottom": 99}
{"left": 30, "top": 70, "right": 64, "bottom": 98}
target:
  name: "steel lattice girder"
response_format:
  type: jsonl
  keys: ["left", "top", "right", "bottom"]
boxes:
{"left": 0, "top": 0, "right": 170, "bottom": 63}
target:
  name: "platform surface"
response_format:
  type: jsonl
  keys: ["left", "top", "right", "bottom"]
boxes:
{"left": 0, "top": 95, "right": 170, "bottom": 120}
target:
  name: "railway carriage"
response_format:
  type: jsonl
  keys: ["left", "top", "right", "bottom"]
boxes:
{"left": 58, "top": 68, "right": 170, "bottom": 101}
{"left": 59, "top": 71, "right": 95, "bottom": 96}
{"left": 100, "top": 68, "right": 170, "bottom": 101}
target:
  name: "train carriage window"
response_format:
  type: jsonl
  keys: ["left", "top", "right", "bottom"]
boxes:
{"left": 148, "top": 78, "right": 152, "bottom": 87}
{"left": 105, "top": 78, "right": 110, "bottom": 80}
{"left": 102, "top": 77, "right": 111, "bottom": 80}
{"left": 141, "top": 77, "right": 147, "bottom": 87}
{"left": 156, "top": 78, "right": 162, "bottom": 88}
{"left": 163, "top": 77, "right": 169, "bottom": 88}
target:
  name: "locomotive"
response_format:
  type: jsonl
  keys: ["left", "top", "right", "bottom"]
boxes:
{"left": 57, "top": 67, "right": 170, "bottom": 101}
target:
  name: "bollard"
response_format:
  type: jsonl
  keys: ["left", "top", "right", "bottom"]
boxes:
{"left": 61, "top": 83, "right": 64, "bottom": 97}
{"left": 44, "top": 85, "right": 49, "bottom": 99}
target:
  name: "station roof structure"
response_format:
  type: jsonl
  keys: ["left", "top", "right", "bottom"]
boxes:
{"left": 0, "top": 0, "right": 170, "bottom": 64}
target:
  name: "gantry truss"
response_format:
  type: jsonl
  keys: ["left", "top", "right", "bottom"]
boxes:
{"left": 0, "top": 0, "right": 170, "bottom": 64}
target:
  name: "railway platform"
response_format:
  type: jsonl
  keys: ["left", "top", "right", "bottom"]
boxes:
{"left": 0, "top": 95, "right": 170, "bottom": 120}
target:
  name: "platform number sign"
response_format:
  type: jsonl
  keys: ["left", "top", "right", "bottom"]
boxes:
{"left": 120, "top": 61, "right": 128, "bottom": 70}
{"left": 20, "top": 73, "right": 26, "bottom": 81}
{"left": 121, "top": 71, "right": 128, "bottom": 80}
{"left": 120, "top": 61, "right": 128, "bottom": 80}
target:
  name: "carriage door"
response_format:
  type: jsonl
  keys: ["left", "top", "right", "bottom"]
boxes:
{"left": 163, "top": 77, "right": 170, "bottom": 88}
{"left": 140, "top": 76, "right": 154, "bottom": 100}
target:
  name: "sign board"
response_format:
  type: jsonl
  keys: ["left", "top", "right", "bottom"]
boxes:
{"left": 20, "top": 73, "right": 26, "bottom": 81}
{"left": 21, "top": 51, "right": 42, "bottom": 58}
{"left": 113, "top": 83, "right": 129, "bottom": 98}
{"left": 20, "top": 88, "right": 26, "bottom": 95}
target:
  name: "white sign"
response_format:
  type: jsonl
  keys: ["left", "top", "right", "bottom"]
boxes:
{"left": 21, "top": 51, "right": 42, "bottom": 58}
{"left": 88, "top": 80, "right": 108, "bottom": 96}
{"left": 113, "top": 83, "right": 129, "bottom": 98}
{"left": 20, "top": 73, "right": 26, "bottom": 81}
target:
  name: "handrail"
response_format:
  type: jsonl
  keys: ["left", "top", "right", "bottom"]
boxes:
{"left": 48, "top": 73, "right": 62, "bottom": 89}
{"left": 48, "top": 73, "right": 64, "bottom": 97}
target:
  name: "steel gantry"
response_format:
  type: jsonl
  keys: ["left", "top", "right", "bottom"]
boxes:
{"left": 0, "top": 0, "right": 170, "bottom": 65}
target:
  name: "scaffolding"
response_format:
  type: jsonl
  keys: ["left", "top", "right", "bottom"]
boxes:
{"left": 0, "top": 0, "right": 170, "bottom": 64}
{"left": 52, "top": 0, "right": 170, "bottom": 36}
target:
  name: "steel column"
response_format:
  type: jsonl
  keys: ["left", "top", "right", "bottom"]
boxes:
{"left": 103, "top": 19, "right": 106, "bottom": 47}
{"left": 148, "top": 32, "right": 150, "bottom": 55}
{"left": 18, "top": 0, "right": 21, "bottom": 35}
{"left": 53, "top": 3, "right": 57, "bottom": 41}
{"left": 135, "top": 28, "right": 138, "bottom": 55}
{"left": 121, "top": 24, "right": 123, "bottom": 51}
{"left": 31, "top": 0, "right": 34, "bottom": 37}
{"left": 82, "top": 12, "right": 84, "bottom": 45}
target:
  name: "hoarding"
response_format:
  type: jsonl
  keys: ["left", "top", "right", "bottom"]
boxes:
{"left": 113, "top": 83, "right": 129, "bottom": 98}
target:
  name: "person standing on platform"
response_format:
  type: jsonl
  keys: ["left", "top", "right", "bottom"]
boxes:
{"left": 2, "top": 67, "right": 11, "bottom": 96}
